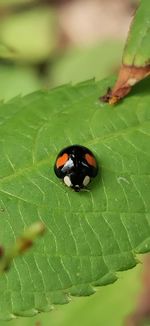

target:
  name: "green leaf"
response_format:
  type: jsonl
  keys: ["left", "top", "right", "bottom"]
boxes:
{"left": 0, "top": 264, "right": 142, "bottom": 326}
{"left": 123, "top": 0, "right": 150, "bottom": 67}
{"left": 0, "top": 77, "right": 149, "bottom": 319}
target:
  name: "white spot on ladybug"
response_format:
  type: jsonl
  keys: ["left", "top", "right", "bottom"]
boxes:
{"left": 64, "top": 176, "right": 72, "bottom": 187}
{"left": 83, "top": 176, "right": 90, "bottom": 186}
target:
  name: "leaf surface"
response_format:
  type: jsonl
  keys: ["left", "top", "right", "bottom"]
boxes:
{"left": 0, "top": 78, "right": 149, "bottom": 319}
{"left": 0, "top": 264, "right": 142, "bottom": 326}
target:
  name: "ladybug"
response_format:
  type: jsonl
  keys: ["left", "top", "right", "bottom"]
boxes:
{"left": 54, "top": 145, "right": 98, "bottom": 192}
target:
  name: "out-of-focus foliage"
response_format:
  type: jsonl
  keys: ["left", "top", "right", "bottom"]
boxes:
{"left": 0, "top": 41, "right": 124, "bottom": 101}
{"left": 0, "top": 222, "right": 45, "bottom": 275}
{"left": 0, "top": 0, "right": 32, "bottom": 5}
{"left": 51, "top": 41, "right": 124, "bottom": 85}
{"left": 0, "top": 64, "right": 42, "bottom": 100}
{"left": 0, "top": 7, "right": 57, "bottom": 62}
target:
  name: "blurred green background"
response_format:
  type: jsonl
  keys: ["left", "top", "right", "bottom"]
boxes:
{"left": 0, "top": 0, "right": 139, "bottom": 101}
{"left": 0, "top": 1, "right": 145, "bottom": 325}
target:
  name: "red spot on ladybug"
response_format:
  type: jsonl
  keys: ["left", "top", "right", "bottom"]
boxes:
{"left": 85, "top": 153, "right": 97, "bottom": 168}
{"left": 56, "top": 153, "right": 68, "bottom": 169}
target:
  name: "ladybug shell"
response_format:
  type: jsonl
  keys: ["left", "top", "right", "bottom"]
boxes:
{"left": 54, "top": 145, "right": 98, "bottom": 191}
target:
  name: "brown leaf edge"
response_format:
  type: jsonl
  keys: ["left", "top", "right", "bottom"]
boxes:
{"left": 100, "top": 64, "right": 150, "bottom": 105}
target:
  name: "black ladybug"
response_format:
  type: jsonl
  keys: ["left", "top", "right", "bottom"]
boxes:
{"left": 54, "top": 145, "right": 98, "bottom": 192}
